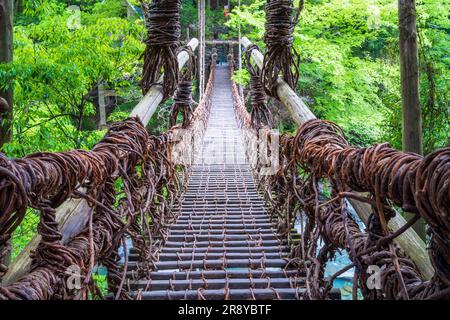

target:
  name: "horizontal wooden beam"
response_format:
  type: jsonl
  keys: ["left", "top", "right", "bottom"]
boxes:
{"left": 241, "top": 36, "right": 433, "bottom": 281}
{"left": 2, "top": 38, "right": 200, "bottom": 286}
{"left": 2, "top": 198, "right": 93, "bottom": 285}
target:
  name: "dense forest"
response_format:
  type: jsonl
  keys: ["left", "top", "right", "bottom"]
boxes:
{"left": 0, "top": 0, "right": 448, "bottom": 294}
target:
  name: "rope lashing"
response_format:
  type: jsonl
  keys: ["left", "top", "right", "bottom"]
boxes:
{"left": 0, "top": 163, "right": 26, "bottom": 280}
{"left": 262, "top": 0, "right": 303, "bottom": 97}
{"left": 140, "top": 0, "right": 181, "bottom": 102}
{"left": 169, "top": 46, "right": 197, "bottom": 128}
{"left": 245, "top": 44, "right": 273, "bottom": 128}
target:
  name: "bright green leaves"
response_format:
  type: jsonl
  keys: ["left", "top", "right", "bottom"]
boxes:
{"left": 232, "top": 69, "right": 250, "bottom": 86}
{"left": 226, "top": 0, "right": 266, "bottom": 43}
{"left": 227, "top": 0, "right": 448, "bottom": 151}
{"left": 2, "top": 0, "right": 146, "bottom": 156}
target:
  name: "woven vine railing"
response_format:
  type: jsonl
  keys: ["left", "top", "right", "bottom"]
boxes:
{"left": 230, "top": 52, "right": 450, "bottom": 300}
{"left": 0, "top": 52, "right": 217, "bottom": 300}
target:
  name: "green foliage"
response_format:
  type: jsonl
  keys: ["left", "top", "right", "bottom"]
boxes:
{"left": 416, "top": 0, "right": 449, "bottom": 153}
{"left": 227, "top": 0, "right": 449, "bottom": 151}
{"left": 4, "top": 0, "right": 448, "bottom": 280}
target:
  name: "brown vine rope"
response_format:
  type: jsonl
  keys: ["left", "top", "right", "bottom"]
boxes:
{"left": 262, "top": 0, "right": 303, "bottom": 97}
{"left": 140, "top": 0, "right": 181, "bottom": 101}
{"left": 246, "top": 44, "right": 273, "bottom": 128}
{"left": 293, "top": 119, "right": 450, "bottom": 297}
{"left": 169, "top": 46, "right": 196, "bottom": 128}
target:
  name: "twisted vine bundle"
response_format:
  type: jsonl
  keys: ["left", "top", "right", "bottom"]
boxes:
{"left": 246, "top": 45, "right": 273, "bottom": 128}
{"left": 294, "top": 120, "right": 450, "bottom": 296}
{"left": 262, "top": 0, "right": 303, "bottom": 97}
{"left": 0, "top": 57, "right": 217, "bottom": 300}
{"left": 169, "top": 46, "right": 197, "bottom": 128}
{"left": 140, "top": 0, "right": 181, "bottom": 101}
{"left": 0, "top": 118, "right": 182, "bottom": 299}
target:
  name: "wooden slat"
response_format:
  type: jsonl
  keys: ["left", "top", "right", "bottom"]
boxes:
{"left": 241, "top": 36, "right": 433, "bottom": 281}
{"left": 2, "top": 38, "right": 200, "bottom": 286}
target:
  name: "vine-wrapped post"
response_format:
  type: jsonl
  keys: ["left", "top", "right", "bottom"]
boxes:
{"left": 169, "top": 46, "right": 197, "bottom": 128}
{"left": 0, "top": 0, "right": 14, "bottom": 147}
{"left": 140, "top": 0, "right": 181, "bottom": 102}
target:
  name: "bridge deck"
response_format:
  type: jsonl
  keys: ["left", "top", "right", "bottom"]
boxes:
{"left": 126, "top": 67, "right": 310, "bottom": 300}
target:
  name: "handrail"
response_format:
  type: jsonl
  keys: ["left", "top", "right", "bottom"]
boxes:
{"left": 2, "top": 38, "right": 200, "bottom": 286}
{"left": 241, "top": 36, "right": 433, "bottom": 281}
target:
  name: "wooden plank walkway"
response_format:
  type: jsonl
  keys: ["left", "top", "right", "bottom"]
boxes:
{"left": 125, "top": 66, "right": 328, "bottom": 300}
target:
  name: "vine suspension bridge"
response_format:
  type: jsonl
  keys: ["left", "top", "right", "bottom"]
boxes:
{"left": 0, "top": 1, "right": 449, "bottom": 300}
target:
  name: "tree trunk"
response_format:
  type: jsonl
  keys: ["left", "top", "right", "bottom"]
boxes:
{"left": 399, "top": 0, "right": 422, "bottom": 154}
{"left": 398, "top": 0, "right": 426, "bottom": 240}
{"left": 98, "top": 82, "right": 107, "bottom": 128}
{"left": 0, "top": 0, "right": 13, "bottom": 148}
